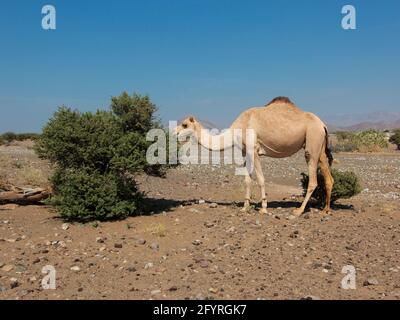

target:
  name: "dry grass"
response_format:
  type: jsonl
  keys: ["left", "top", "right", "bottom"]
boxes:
{"left": 0, "top": 140, "right": 51, "bottom": 188}
{"left": 146, "top": 223, "right": 167, "bottom": 237}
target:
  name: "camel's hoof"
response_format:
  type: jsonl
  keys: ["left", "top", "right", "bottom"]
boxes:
{"left": 259, "top": 208, "right": 270, "bottom": 215}
{"left": 321, "top": 208, "right": 331, "bottom": 215}
{"left": 292, "top": 208, "right": 303, "bottom": 217}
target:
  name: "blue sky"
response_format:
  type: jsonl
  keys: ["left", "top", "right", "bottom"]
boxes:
{"left": 0, "top": 0, "right": 399, "bottom": 132}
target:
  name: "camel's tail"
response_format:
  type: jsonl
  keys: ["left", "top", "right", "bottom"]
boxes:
{"left": 324, "top": 127, "right": 334, "bottom": 166}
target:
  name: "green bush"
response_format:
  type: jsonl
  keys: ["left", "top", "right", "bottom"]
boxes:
{"left": 0, "top": 132, "right": 40, "bottom": 145}
{"left": 352, "top": 129, "right": 388, "bottom": 152}
{"left": 301, "top": 169, "right": 362, "bottom": 206}
{"left": 389, "top": 129, "right": 400, "bottom": 150}
{"left": 48, "top": 169, "right": 141, "bottom": 221}
{"left": 333, "top": 130, "right": 388, "bottom": 153}
{"left": 36, "top": 92, "right": 166, "bottom": 221}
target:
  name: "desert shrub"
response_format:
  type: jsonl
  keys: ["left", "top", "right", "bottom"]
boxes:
{"left": 301, "top": 169, "right": 362, "bottom": 206}
{"left": 0, "top": 132, "right": 40, "bottom": 145}
{"left": 335, "top": 131, "right": 355, "bottom": 142}
{"left": 331, "top": 141, "right": 358, "bottom": 152}
{"left": 352, "top": 130, "right": 388, "bottom": 152}
{"left": 48, "top": 168, "right": 141, "bottom": 221}
{"left": 36, "top": 92, "right": 167, "bottom": 221}
{"left": 389, "top": 129, "right": 400, "bottom": 150}
{"left": 333, "top": 130, "right": 388, "bottom": 153}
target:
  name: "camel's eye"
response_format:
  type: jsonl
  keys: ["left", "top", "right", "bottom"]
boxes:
{"left": 182, "top": 123, "right": 188, "bottom": 129}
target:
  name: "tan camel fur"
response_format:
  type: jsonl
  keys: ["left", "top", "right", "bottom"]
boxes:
{"left": 174, "top": 97, "right": 334, "bottom": 216}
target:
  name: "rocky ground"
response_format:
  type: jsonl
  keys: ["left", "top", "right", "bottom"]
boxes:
{"left": 0, "top": 143, "right": 400, "bottom": 300}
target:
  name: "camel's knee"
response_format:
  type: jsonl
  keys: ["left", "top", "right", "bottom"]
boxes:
{"left": 306, "top": 181, "right": 318, "bottom": 193}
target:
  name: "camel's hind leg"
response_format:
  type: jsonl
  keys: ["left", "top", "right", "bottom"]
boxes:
{"left": 319, "top": 149, "right": 334, "bottom": 214}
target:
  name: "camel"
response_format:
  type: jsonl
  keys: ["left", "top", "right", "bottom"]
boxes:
{"left": 174, "top": 97, "right": 334, "bottom": 217}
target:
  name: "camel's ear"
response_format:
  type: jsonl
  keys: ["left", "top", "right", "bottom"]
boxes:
{"left": 189, "top": 116, "right": 194, "bottom": 123}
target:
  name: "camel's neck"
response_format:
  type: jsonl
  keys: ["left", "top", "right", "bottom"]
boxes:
{"left": 193, "top": 123, "right": 235, "bottom": 151}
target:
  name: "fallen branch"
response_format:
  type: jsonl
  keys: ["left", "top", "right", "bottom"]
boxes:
{"left": 0, "top": 184, "right": 51, "bottom": 205}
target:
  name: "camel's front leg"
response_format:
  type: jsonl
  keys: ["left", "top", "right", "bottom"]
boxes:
{"left": 254, "top": 155, "right": 269, "bottom": 215}
{"left": 293, "top": 155, "right": 318, "bottom": 216}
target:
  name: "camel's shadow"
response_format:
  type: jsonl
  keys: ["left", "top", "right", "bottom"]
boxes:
{"left": 141, "top": 197, "right": 355, "bottom": 215}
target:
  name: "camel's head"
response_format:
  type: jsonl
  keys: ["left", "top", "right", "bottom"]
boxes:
{"left": 173, "top": 116, "right": 198, "bottom": 138}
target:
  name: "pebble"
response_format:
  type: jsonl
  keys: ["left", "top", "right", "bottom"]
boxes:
{"left": 302, "top": 295, "right": 321, "bottom": 300}
{"left": 144, "top": 262, "right": 154, "bottom": 269}
{"left": 1, "top": 265, "right": 14, "bottom": 272}
{"left": 127, "top": 266, "right": 137, "bottom": 272}
{"left": 169, "top": 286, "right": 178, "bottom": 291}
{"left": 70, "top": 266, "right": 81, "bottom": 272}
{"left": 151, "top": 289, "right": 161, "bottom": 295}
{"left": 61, "top": 223, "right": 70, "bottom": 231}
{"left": 363, "top": 278, "right": 379, "bottom": 286}
{"left": 198, "top": 200, "right": 205, "bottom": 204}
{"left": 136, "top": 238, "right": 146, "bottom": 245}
{"left": 9, "top": 278, "right": 19, "bottom": 289}
{"left": 209, "top": 203, "right": 218, "bottom": 208}
{"left": 192, "top": 240, "right": 202, "bottom": 246}
{"left": 96, "top": 237, "right": 105, "bottom": 243}
{"left": 150, "top": 242, "right": 159, "bottom": 251}
{"left": 114, "top": 243, "right": 123, "bottom": 249}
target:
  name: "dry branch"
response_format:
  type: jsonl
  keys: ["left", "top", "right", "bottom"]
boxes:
{"left": 0, "top": 183, "right": 51, "bottom": 204}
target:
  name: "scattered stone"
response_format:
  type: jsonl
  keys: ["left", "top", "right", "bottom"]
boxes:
{"left": 204, "top": 222, "right": 214, "bottom": 228}
{"left": 114, "top": 243, "right": 123, "bottom": 249}
{"left": 136, "top": 238, "right": 146, "bottom": 245}
{"left": 208, "top": 287, "right": 218, "bottom": 293}
{"left": 192, "top": 240, "right": 202, "bottom": 246}
{"left": 14, "top": 264, "right": 26, "bottom": 273}
{"left": 96, "top": 237, "right": 105, "bottom": 243}
{"left": 29, "top": 276, "right": 37, "bottom": 283}
{"left": 9, "top": 278, "right": 19, "bottom": 289}
{"left": 144, "top": 262, "right": 154, "bottom": 269}
{"left": 302, "top": 295, "right": 321, "bottom": 300}
{"left": 127, "top": 266, "right": 137, "bottom": 272}
{"left": 61, "top": 223, "right": 70, "bottom": 231}
{"left": 70, "top": 266, "right": 81, "bottom": 272}
{"left": 150, "top": 242, "right": 159, "bottom": 251}
{"left": 1, "top": 265, "right": 14, "bottom": 272}
{"left": 198, "top": 199, "right": 205, "bottom": 204}
{"left": 363, "top": 278, "right": 379, "bottom": 286}
{"left": 169, "top": 286, "right": 178, "bottom": 291}
{"left": 209, "top": 203, "right": 218, "bottom": 208}
{"left": 200, "top": 261, "right": 209, "bottom": 268}
{"left": 151, "top": 289, "right": 161, "bottom": 295}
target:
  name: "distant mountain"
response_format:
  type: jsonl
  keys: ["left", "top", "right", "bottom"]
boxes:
{"left": 323, "top": 111, "right": 400, "bottom": 132}
{"left": 327, "top": 118, "right": 400, "bottom": 132}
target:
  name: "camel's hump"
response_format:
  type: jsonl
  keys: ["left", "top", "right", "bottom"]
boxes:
{"left": 265, "top": 96, "right": 293, "bottom": 106}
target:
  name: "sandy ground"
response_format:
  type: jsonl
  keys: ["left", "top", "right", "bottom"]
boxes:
{"left": 0, "top": 143, "right": 400, "bottom": 300}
